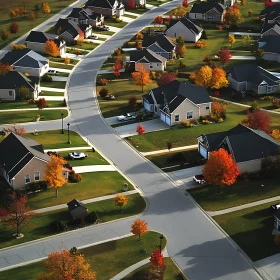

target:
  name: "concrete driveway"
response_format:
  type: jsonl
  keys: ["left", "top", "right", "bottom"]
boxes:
{"left": 256, "top": 254, "right": 280, "bottom": 280}
{"left": 114, "top": 119, "right": 169, "bottom": 138}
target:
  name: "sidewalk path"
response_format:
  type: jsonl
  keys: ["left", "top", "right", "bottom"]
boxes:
{"left": 121, "top": 16, "right": 135, "bottom": 22}
{"left": 229, "top": 32, "right": 261, "bottom": 36}
{"left": 98, "top": 69, "right": 125, "bottom": 74}
{"left": 110, "top": 249, "right": 169, "bottom": 280}
{"left": 43, "top": 96, "right": 65, "bottom": 101}
{"left": 44, "top": 147, "right": 91, "bottom": 152}
{"left": 73, "top": 165, "right": 117, "bottom": 173}
{"left": 124, "top": 11, "right": 140, "bottom": 17}
{"left": 146, "top": 4, "right": 156, "bottom": 9}
{"left": 142, "top": 144, "right": 198, "bottom": 156}
{"left": 91, "top": 33, "right": 111, "bottom": 38}
{"left": 62, "top": 53, "right": 85, "bottom": 60}
{"left": 208, "top": 195, "right": 280, "bottom": 217}
{"left": 40, "top": 87, "right": 65, "bottom": 92}
{"left": 231, "top": 56, "right": 256, "bottom": 60}
{"left": 106, "top": 26, "right": 122, "bottom": 32}
{"left": 35, "top": 190, "right": 139, "bottom": 214}
{"left": 52, "top": 76, "right": 68, "bottom": 82}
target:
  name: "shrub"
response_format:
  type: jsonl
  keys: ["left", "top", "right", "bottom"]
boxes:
{"left": 128, "top": 96, "right": 138, "bottom": 110}
{"left": 201, "top": 30, "right": 208, "bottom": 40}
{"left": 9, "top": 22, "right": 19, "bottom": 34}
{"left": 115, "top": 17, "right": 121, "bottom": 23}
{"left": 261, "top": 156, "right": 280, "bottom": 178}
{"left": 193, "top": 119, "right": 199, "bottom": 125}
{"left": 99, "top": 88, "right": 109, "bottom": 97}
{"left": 98, "top": 78, "right": 109, "bottom": 86}
{"left": 85, "top": 211, "right": 98, "bottom": 224}
{"left": 179, "top": 120, "right": 191, "bottom": 128}
{"left": 194, "top": 40, "right": 207, "bottom": 48}
{"left": 150, "top": 71, "right": 156, "bottom": 80}
{"left": 202, "top": 119, "right": 211, "bottom": 124}
{"left": 211, "top": 101, "right": 227, "bottom": 121}
{"left": 274, "top": 235, "right": 280, "bottom": 246}
{"left": 217, "top": 118, "right": 224, "bottom": 123}
{"left": 178, "top": 61, "right": 185, "bottom": 69}
{"left": 272, "top": 99, "right": 280, "bottom": 109}
{"left": 27, "top": 99, "right": 36, "bottom": 104}
{"left": 11, "top": 44, "right": 26, "bottom": 51}
{"left": 27, "top": 181, "right": 48, "bottom": 192}
{"left": 114, "top": 48, "right": 121, "bottom": 56}
{"left": 248, "top": 100, "right": 259, "bottom": 112}
{"left": 27, "top": 12, "right": 36, "bottom": 21}
{"left": 68, "top": 218, "right": 84, "bottom": 227}
{"left": 217, "top": 25, "right": 223, "bottom": 30}
{"left": 68, "top": 171, "right": 82, "bottom": 183}
{"left": 49, "top": 220, "right": 67, "bottom": 233}
{"left": 41, "top": 74, "right": 52, "bottom": 82}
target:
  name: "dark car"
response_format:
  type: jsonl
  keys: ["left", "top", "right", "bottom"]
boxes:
{"left": 270, "top": 204, "right": 280, "bottom": 212}
{"left": 47, "top": 151, "right": 59, "bottom": 157}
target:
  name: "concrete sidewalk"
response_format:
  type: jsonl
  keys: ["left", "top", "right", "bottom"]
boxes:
{"left": 43, "top": 96, "right": 65, "bottom": 101}
{"left": 124, "top": 11, "right": 140, "bottom": 17}
{"left": 142, "top": 144, "right": 198, "bottom": 156}
{"left": 121, "top": 16, "right": 135, "bottom": 22}
{"left": 40, "top": 87, "right": 65, "bottom": 92}
{"left": 52, "top": 76, "right": 68, "bottom": 82}
{"left": 98, "top": 69, "right": 125, "bottom": 75}
{"left": 36, "top": 190, "right": 139, "bottom": 214}
{"left": 110, "top": 249, "right": 169, "bottom": 280}
{"left": 73, "top": 165, "right": 117, "bottom": 173}
{"left": 208, "top": 195, "right": 280, "bottom": 217}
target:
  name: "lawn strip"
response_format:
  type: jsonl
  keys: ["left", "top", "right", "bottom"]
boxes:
{"left": 41, "top": 91, "right": 64, "bottom": 96}
{"left": 49, "top": 62, "right": 74, "bottom": 70}
{"left": 40, "top": 81, "right": 66, "bottom": 89}
{"left": 0, "top": 101, "right": 64, "bottom": 110}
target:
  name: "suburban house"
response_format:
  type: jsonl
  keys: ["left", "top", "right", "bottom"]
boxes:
{"left": 67, "top": 7, "right": 104, "bottom": 27}
{"left": 121, "top": 0, "right": 146, "bottom": 7}
{"left": 142, "top": 80, "right": 212, "bottom": 126}
{"left": 198, "top": 124, "right": 280, "bottom": 173}
{"left": 259, "top": 4, "right": 280, "bottom": 23}
{"left": 0, "top": 71, "right": 40, "bottom": 101}
{"left": 85, "top": 0, "right": 125, "bottom": 18}
{"left": 165, "top": 18, "right": 203, "bottom": 43}
{"left": 259, "top": 35, "right": 280, "bottom": 62}
{"left": 208, "top": 0, "right": 235, "bottom": 8}
{"left": 0, "top": 49, "right": 49, "bottom": 77}
{"left": 67, "top": 199, "right": 88, "bottom": 220}
{"left": 129, "top": 49, "right": 167, "bottom": 72}
{"left": 228, "top": 64, "right": 280, "bottom": 95}
{"left": 25, "top": 31, "right": 66, "bottom": 56}
{"left": 55, "top": 18, "right": 92, "bottom": 44}
{"left": 260, "top": 20, "right": 280, "bottom": 37}
{"left": 0, "top": 133, "right": 70, "bottom": 190}
{"left": 142, "top": 34, "right": 176, "bottom": 61}
{"left": 189, "top": 2, "right": 225, "bottom": 23}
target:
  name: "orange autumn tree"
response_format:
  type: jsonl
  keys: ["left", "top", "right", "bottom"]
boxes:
{"left": 77, "top": 29, "right": 84, "bottom": 45}
{"left": 131, "top": 65, "right": 152, "bottom": 92}
{"left": 37, "top": 247, "right": 96, "bottom": 280}
{"left": 41, "top": 2, "right": 51, "bottom": 14}
{"left": 3, "top": 122, "right": 26, "bottom": 136}
{"left": 271, "top": 129, "right": 280, "bottom": 142}
{"left": 0, "top": 62, "right": 12, "bottom": 76}
{"left": 64, "top": 57, "right": 70, "bottom": 65}
{"left": 203, "top": 148, "right": 239, "bottom": 192}
{"left": 44, "top": 40, "right": 60, "bottom": 57}
{"left": 131, "top": 218, "right": 148, "bottom": 241}
{"left": 114, "top": 193, "right": 128, "bottom": 210}
{"left": 45, "top": 155, "right": 67, "bottom": 197}
{"left": 1, "top": 192, "right": 36, "bottom": 238}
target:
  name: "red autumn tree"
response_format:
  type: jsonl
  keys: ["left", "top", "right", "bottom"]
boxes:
{"left": 3, "top": 122, "right": 26, "bottom": 136}
{"left": 217, "top": 49, "right": 231, "bottom": 68}
{"left": 154, "top": 16, "right": 163, "bottom": 25}
{"left": 9, "top": 22, "right": 19, "bottom": 34}
{"left": 157, "top": 72, "right": 176, "bottom": 86}
{"left": 44, "top": 40, "right": 60, "bottom": 57}
{"left": 1, "top": 192, "right": 36, "bottom": 238}
{"left": 136, "top": 123, "right": 145, "bottom": 136}
{"left": 113, "top": 61, "right": 121, "bottom": 78}
{"left": 131, "top": 219, "right": 148, "bottom": 241}
{"left": 37, "top": 98, "right": 47, "bottom": 110}
{"left": 150, "top": 250, "right": 164, "bottom": 272}
{"left": 0, "top": 62, "right": 12, "bottom": 75}
{"left": 182, "top": 0, "right": 189, "bottom": 7}
{"left": 264, "top": 0, "right": 274, "bottom": 7}
{"left": 241, "top": 110, "right": 270, "bottom": 133}
{"left": 203, "top": 148, "right": 239, "bottom": 192}
{"left": 127, "top": 0, "right": 136, "bottom": 9}
{"left": 232, "top": 3, "right": 239, "bottom": 10}
{"left": 0, "top": 209, "right": 8, "bottom": 217}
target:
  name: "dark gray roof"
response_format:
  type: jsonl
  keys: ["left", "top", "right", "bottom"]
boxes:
{"left": 274, "top": 209, "right": 280, "bottom": 219}
{"left": 261, "top": 20, "right": 280, "bottom": 35}
{"left": 55, "top": 18, "right": 90, "bottom": 38}
{"left": 190, "top": 2, "right": 225, "bottom": 14}
{"left": 25, "top": 31, "right": 57, "bottom": 44}
{"left": 130, "top": 49, "right": 166, "bottom": 63}
{"left": 142, "top": 35, "right": 176, "bottom": 52}
{"left": 67, "top": 7, "right": 102, "bottom": 20}
{"left": 85, "top": 0, "right": 116, "bottom": 9}
{"left": 228, "top": 64, "right": 280, "bottom": 86}
{"left": 259, "top": 35, "right": 280, "bottom": 54}
{"left": 67, "top": 199, "right": 87, "bottom": 211}
{"left": 0, "top": 133, "right": 50, "bottom": 178}
{"left": 201, "top": 124, "right": 280, "bottom": 162}
{"left": 144, "top": 80, "right": 211, "bottom": 113}
{"left": 1, "top": 49, "right": 48, "bottom": 68}
{"left": 166, "top": 18, "right": 203, "bottom": 36}
{"left": 0, "top": 71, "right": 36, "bottom": 90}
{"left": 260, "top": 4, "right": 280, "bottom": 19}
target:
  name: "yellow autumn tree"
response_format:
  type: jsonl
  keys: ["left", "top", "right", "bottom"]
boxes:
{"left": 64, "top": 57, "right": 70, "bottom": 65}
{"left": 271, "top": 130, "right": 280, "bottom": 142}
{"left": 44, "top": 40, "right": 60, "bottom": 57}
{"left": 131, "top": 219, "right": 148, "bottom": 241}
{"left": 228, "top": 34, "right": 236, "bottom": 47}
{"left": 41, "top": 2, "right": 51, "bottom": 14}
{"left": 44, "top": 155, "right": 67, "bottom": 198}
{"left": 131, "top": 65, "right": 152, "bottom": 92}
{"left": 114, "top": 194, "right": 128, "bottom": 210}
{"left": 190, "top": 65, "right": 228, "bottom": 89}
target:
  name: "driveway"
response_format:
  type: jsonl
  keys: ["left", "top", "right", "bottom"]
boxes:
{"left": 114, "top": 119, "right": 169, "bottom": 138}
{"left": 256, "top": 254, "right": 280, "bottom": 280}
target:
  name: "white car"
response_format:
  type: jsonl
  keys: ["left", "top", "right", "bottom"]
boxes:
{"left": 47, "top": 70, "right": 59, "bottom": 76}
{"left": 68, "top": 152, "right": 88, "bottom": 160}
{"left": 117, "top": 113, "right": 137, "bottom": 122}
{"left": 193, "top": 175, "right": 205, "bottom": 185}
{"left": 88, "top": 35, "right": 99, "bottom": 40}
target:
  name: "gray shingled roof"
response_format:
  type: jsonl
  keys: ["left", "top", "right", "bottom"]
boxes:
{"left": 67, "top": 7, "right": 102, "bottom": 20}
{"left": 142, "top": 34, "right": 176, "bottom": 52}
{"left": 166, "top": 18, "right": 203, "bottom": 36}
{"left": 261, "top": 20, "right": 280, "bottom": 35}
{"left": 259, "top": 35, "right": 280, "bottom": 54}
{"left": 130, "top": 49, "right": 167, "bottom": 63}
{"left": 25, "top": 31, "right": 57, "bottom": 44}
{"left": 260, "top": 4, "right": 280, "bottom": 19}
{"left": 0, "top": 71, "right": 35, "bottom": 90}
{"left": 190, "top": 2, "right": 225, "bottom": 14}
{"left": 85, "top": 0, "right": 117, "bottom": 9}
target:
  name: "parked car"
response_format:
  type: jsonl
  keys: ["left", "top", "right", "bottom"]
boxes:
{"left": 270, "top": 203, "right": 280, "bottom": 212}
{"left": 47, "top": 70, "right": 59, "bottom": 76}
{"left": 117, "top": 113, "right": 137, "bottom": 122}
{"left": 88, "top": 35, "right": 99, "bottom": 40}
{"left": 193, "top": 175, "right": 205, "bottom": 185}
{"left": 100, "top": 25, "right": 110, "bottom": 31}
{"left": 68, "top": 152, "right": 88, "bottom": 160}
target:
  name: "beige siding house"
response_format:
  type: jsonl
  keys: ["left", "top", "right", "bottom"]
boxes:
{"left": 67, "top": 8, "right": 104, "bottom": 27}
{"left": 85, "top": 0, "right": 124, "bottom": 18}
{"left": 142, "top": 80, "right": 212, "bottom": 126}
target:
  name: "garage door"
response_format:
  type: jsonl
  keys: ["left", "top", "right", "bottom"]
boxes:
{"left": 160, "top": 112, "right": 165, "bottom": 122}
{"left": 160, "top": 113, "right": 171, "bottom": 126}
{"left": 165, "top": 116, "right": 171, "bottom": 126}
{"left": 199, "top": 145, "right": 208, "bottom": 159}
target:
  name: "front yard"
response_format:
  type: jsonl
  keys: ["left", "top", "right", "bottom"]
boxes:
{"left": 40, "top": 81, "right": 66, "bottom": 89}
{"left": 105, "top": 18, "right": 128, "bottom": 28}
{"left": 188, "top": 177, "right": 280, "bottom": 211}
{"left": 0, "top": 100, "right": 65, "bottom": 110}
{"left": 214, "top": 201, "right": 278, "bottom": 261}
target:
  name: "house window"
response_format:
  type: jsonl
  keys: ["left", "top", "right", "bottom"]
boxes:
{"left": 187, "top": 111, "right": 193, "bottom": 119}
{"left": 267, "top": 86, "right": 273, "bottom": 93}
{"left": 150, "top": 65, "right": 153, "bottom": 69}
{"left": 8, "top": 91, "right": 13, "bottom": 96}
{"left": 175, "top": 114, "right": 180, "bottom": 122}
{"left": 194, "top": 14, "right": 196, "bottom": 18}
{"left": 25, "top": 174, "right": 31, "bottom": 184}
{"left": 208, "top": 16, "right": 213, "bottom": 21}
{"left": 206, "top": 103, "right": 210, "bottom": 110}
{"left": 155, "top": 106, "right": 157, "bottom": 112}
{"left": 34, "top": 172, "right": 40, "bottom": 181}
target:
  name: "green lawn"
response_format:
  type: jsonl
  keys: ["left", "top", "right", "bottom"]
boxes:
{"left": 50, "top": 57, "right": 78, "bottom": 65}
{"left": 124, "top": 13, "right": 138, "bottom": 19}
{"left": 0, "top": 109, "right": 67, "bottom": 124}
{"left": 66, "top": 47, "right": 89, "bottom": 55}
{"left": 26, "top": 130, "right": 88, "bottom": 149}
{"left": 0, "top": 193, "right": 145, "bottom": 250}
{"left": 100, "top": 62, "right": 115, "bottom": 70}
{"left": 146, "top": 0, "right": 171, "bottom": 6}
{"left": 0, "top": 101, "right": 64, "bottom": 110}
{"left": 188, "top": 177, "right": 280, "bottom": 211}
{"left": 59, "top": 149, "right": 109, "bottom": 166}
{"left": 40, "top": 81, "right": 66, "bottom": 89}
{"left": 92, "top": 29, "right": 115, "bottom": 35}
{"left": 40, "top": 91, "right": 64, "bottom": 96}
{"left": 105, "top": 18, "right": 128, "bottom": 28}
{"left": 49, "top": 62, "right": 74, "bottom": 70}
{"left": 123, "top": 258, "right": 187, "bottom": 280}
{"left": 126, "top": 8, "right": 149, "bottom": 14}
{"left": 214, "top": 201, "right": 279, "bottom": 261}
{"left": 97, "top": 78, "right": 158, "bottom": 118}
{"left": 76, "top": 41, "right": 100, "bottom": 50}
{"left": 27, "top": 172, "right": 133, "bottom": 209}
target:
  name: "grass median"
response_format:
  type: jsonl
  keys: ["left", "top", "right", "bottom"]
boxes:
{"left": 0, "top": 193, "right": 145, "bottom": 250}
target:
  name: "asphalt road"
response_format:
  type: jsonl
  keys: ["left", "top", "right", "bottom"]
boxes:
{"left": 0, "top": 1, "right": 263, "bottom": 279}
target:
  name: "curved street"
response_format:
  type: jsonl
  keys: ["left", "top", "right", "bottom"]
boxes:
{"left": 0, "top": 1, "right": 262, "bottom": 279}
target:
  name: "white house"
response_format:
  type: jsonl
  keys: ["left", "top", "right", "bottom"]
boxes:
{"left": 85, "top": 0, "right": 125, "bottom": 18}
